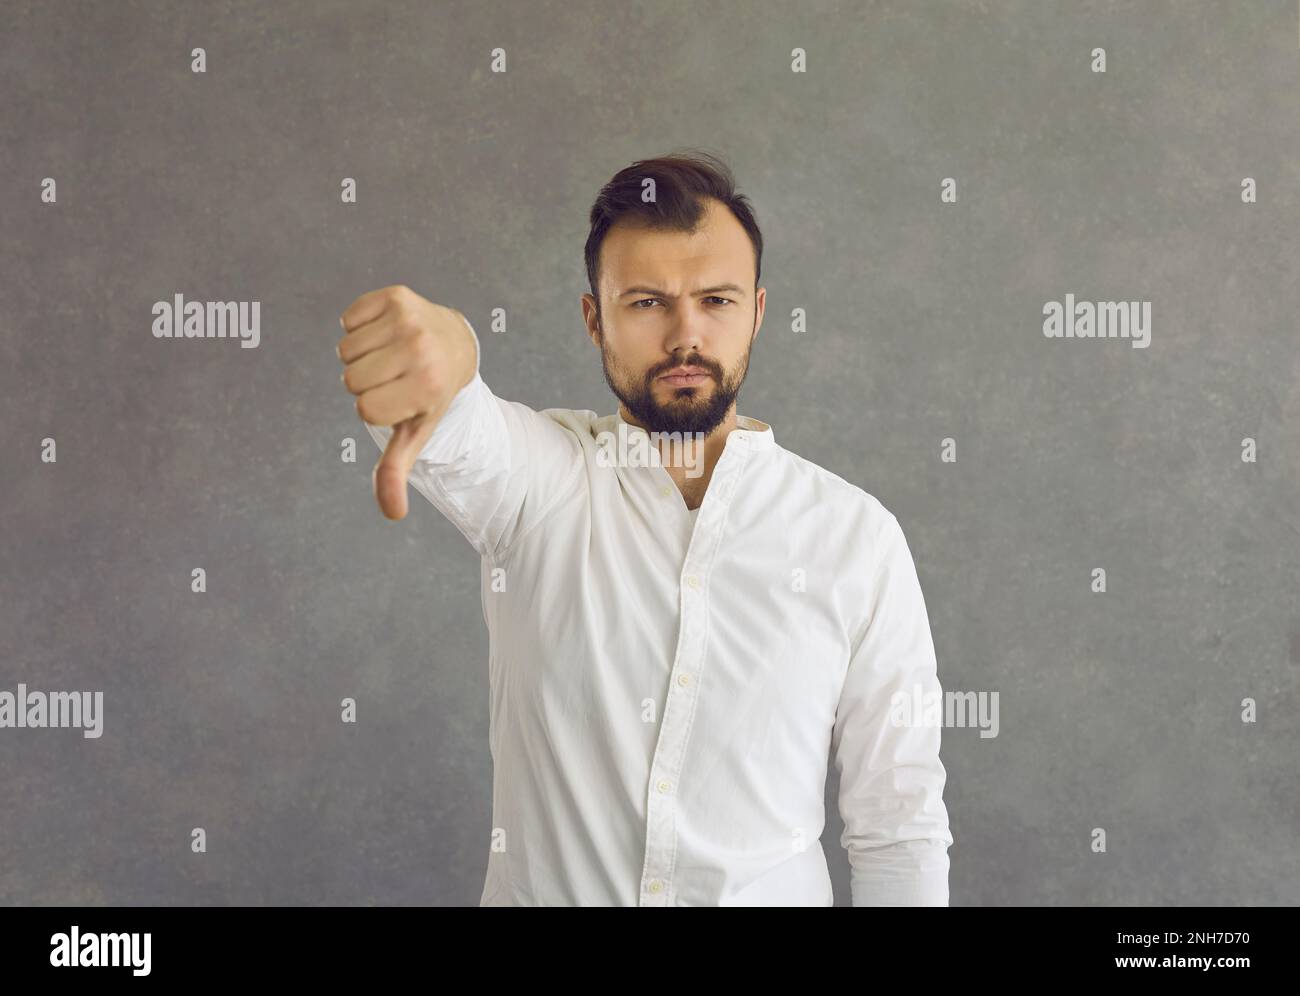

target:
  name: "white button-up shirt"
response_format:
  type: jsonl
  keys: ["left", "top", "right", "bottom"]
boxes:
{"left": 363, "top": 316, "right": 954, "bottom": 906}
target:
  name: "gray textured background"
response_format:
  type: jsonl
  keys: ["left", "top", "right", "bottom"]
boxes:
{"left": 2, "top": 0, "right": 1297, "bottom": 906}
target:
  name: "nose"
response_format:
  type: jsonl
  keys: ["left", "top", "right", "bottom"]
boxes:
{"left": 663, "top": 318, "right": 704, "bottom": 358}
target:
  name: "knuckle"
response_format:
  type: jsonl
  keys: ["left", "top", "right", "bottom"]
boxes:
{"left": 418, "top": 361, "right": 444, "bottom": 397}
{"left": 407, "top": 332, "right": 434, "bottom": 364}
{"left": 394, "top": 313, "right": 421, "bottom": 339}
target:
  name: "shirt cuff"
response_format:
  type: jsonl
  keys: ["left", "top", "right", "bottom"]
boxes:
{"left": 363, "top": 310, "right": 486, "bottom": 464}
{"left": 849, "top": 838, "right": 951, "bottom": 906}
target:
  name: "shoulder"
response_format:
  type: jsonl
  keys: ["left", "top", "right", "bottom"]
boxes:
{"left": 488, "top": 399, "right": 601, "bottom": 454}
{"left": 767, "top": 443, "right": 901, "bottom": 543}
{"left": 534, "top": 405, "right": 602, "bottom": 436}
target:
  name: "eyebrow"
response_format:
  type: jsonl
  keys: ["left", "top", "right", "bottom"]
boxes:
{"left": 619, "top": 283, "right": 747, "bottom": 299}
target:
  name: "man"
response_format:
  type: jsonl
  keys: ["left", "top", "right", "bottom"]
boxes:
{"left": 336, "top": 151, "right": 954, "bottom": 906}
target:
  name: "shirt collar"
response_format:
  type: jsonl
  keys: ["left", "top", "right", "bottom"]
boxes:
{"left": 605, "top": 410, "right": 776, "bottom": 452}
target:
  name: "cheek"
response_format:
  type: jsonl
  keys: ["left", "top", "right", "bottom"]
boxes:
{"left": 609, "top": 345, "right": 656, "bottom": 380}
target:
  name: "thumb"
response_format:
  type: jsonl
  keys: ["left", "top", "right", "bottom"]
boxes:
{"left": 373, "top": 415, "right": 436, "bottom": 521}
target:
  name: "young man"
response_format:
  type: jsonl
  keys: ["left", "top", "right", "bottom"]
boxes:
{"left": 336, "top": 151, "right": 954, "bottom": 906}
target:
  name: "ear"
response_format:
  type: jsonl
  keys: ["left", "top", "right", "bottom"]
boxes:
{"left": 581, "top": 292, "right": 603, "bottom": 348}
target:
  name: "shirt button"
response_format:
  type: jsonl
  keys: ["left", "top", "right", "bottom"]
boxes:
{"left": 677, "top": 673, "right": 691, "bottom": 687}
{"left": 660, "top": 485, "right": 673, "bottom": 497}
{"left": 648, "top": 880, "right": 664, "bottom": 894}
{"left": 657, "top": 779, "right": 671, "bottom": 793}
{"left": 686, "top": 575, "right": 700, "bottom": 589}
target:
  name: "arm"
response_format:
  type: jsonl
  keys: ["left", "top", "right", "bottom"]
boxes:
{"left": 831, "top": 513, "right": 954, "bottom": 906}
{"left": 340, "top": 286, "right": 583, "bottom": 561}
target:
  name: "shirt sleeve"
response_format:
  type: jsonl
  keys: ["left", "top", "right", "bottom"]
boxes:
{"left": 831, "top": 512, "right": 955, "bottom": 906}
{"left": 360, "top": 312, "right": 584, "bottom": 561}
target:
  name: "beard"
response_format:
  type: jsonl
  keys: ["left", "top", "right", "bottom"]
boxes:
{"left": 599, "top": 327, "right": 752, "bottom": 437}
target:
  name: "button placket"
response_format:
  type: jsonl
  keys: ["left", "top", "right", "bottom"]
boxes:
{"left": 637, "top": 436, "right": 753, "bottom": 906}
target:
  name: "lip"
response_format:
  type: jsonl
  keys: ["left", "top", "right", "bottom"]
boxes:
{"left": 660, "top": 372, "right": 710, "bottom": 386}
{"left": 659, "top": 367, "right": 710, "bottom": 381}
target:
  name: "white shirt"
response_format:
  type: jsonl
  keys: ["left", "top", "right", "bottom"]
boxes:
{"left": 364, "top": 316, "right": 954, "bottom": 906}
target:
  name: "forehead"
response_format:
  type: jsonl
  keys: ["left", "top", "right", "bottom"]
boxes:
{"left": 600, "top": 199, "right": 752, "bottom": 291}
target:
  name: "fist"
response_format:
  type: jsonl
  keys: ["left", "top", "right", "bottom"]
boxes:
{"left": 336, "top": 284, "right": 477, "bottom": 520}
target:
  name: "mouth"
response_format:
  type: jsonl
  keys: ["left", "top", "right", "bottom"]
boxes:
{"left": 658, "top": 367, "right": 711, "bottom": 387}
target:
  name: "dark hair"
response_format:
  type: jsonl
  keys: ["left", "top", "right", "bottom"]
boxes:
{"left": 584, "top": 149, "right": 763, "bottom": 317}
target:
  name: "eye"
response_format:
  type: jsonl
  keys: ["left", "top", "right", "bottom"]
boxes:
{"left": 705, "top": 297, "right": 733, "bottom": 306}
{"left": 632, "top": 298, "right": 660, "bottom": 309}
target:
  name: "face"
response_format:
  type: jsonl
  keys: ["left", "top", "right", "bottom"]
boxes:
{"left": 582, "top": 197, "right": 765, "bottom": 437}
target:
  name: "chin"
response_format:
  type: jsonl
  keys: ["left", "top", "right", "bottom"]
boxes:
{"left": 660, "top": 382, "right": 711, "bottom": 395}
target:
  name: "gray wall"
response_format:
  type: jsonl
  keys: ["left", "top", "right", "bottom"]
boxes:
{"left": 1, "top": 0, "right": 1296, "bottom": 906}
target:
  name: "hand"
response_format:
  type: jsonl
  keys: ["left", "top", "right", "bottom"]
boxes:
{"left": 337, "top": 285, "right": 477, "bottom": 520}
